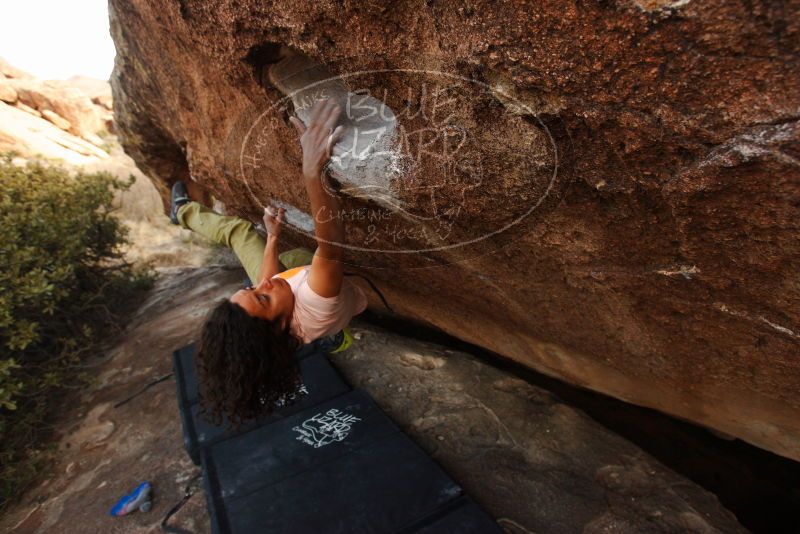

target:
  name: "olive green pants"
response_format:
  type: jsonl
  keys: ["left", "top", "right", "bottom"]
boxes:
{"left": 177, "top": 202, "right": 315, "bottom": 282}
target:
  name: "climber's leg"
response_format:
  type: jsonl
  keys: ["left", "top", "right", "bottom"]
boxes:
{"left": 278, "top": 247, "right": 315, "bottom": 270}
{"left": 177, "top": 202, "right": 264, "bottom": 283}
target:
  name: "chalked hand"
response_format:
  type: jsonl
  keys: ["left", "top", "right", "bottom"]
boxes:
{"left": 263, "top": 205, "right": 285, "bottom": 237}
{"left": 290, "top": 98, "right": 345, "bottom": 180}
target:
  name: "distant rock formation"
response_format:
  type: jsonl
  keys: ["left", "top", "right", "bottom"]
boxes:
{"left": 0, "top": 57, "right": 34, "bottom": 80}
{"left": 0, "top": 58, "right": 211, "bottom": 268}
{"left": 108, "top": 1, "right": 800, "bottom": 460}
{"left": 0, "top": 57, "right": 112, "bottom": 163}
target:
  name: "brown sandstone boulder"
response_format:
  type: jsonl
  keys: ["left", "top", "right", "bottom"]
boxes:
{"left": 0, "top": 56, "right": 33, "bottom": 80}
{"left": 0, "top": 80, "right": 17, "bottom": 104}
{"left": 108, "top": 0, "right": 800, "bottom": 460}
{"left": 0, "top": 102, "right": 108, "bottom": 164}
{"left": 0, "top": 62, "right": 123, "bottom": 165}
{"left": 0, "top": 61, "right": 113, "bottom": 144}
{"left": 66, "top": 75, "right": 115, "bottom": 128}
{"left": 66, "top": 75, "right": 113, "bottom": 108}
{"left": 40, "top": 109, "right": 71, "bottom": 131}
{"left": 14, "top": 101, "right": 41, "bottom": 117}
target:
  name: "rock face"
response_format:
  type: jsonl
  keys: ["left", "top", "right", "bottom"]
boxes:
{"left": 0, "top": 57, "right": 34, "bottom": 80}
{"left": 8, "top": 79, "right": 104, "bottom": 139}
{"left": 0, "top": 101, "right": 108, "bottom": 164}
{"left": 109, "top": 1, "right": 800, "bottom": 460}
{"left": 40, "top": 109, "right": 72, "bottom": 131}
{"left": 0, "top": 80, "right": 17, "bottom": 104}
{"left": 0, "top": 59, "right": 213, "bottom": 270}
{"left": 0, "top": 267, "right": 745, "bottom": 533}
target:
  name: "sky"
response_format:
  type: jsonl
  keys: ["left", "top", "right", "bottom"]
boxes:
{"left": 0, "top": 0, "right": 115, "bottom": 80}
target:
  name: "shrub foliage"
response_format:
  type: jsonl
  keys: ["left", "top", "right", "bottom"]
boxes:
{"left": 0, "top": 155, "right": 152, "bottom": 506}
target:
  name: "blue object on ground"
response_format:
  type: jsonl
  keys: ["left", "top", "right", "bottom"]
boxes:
{"left": 110, "top": 481, "right": 152, "bottom": 516}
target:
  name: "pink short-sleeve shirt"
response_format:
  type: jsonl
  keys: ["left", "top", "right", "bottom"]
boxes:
{"left": 273, "top": 266, "right": 367, "bottom": 344}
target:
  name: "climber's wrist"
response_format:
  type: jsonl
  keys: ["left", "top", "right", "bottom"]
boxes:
{"left": 303, "top": 167, "right": 324, "bottom": 183}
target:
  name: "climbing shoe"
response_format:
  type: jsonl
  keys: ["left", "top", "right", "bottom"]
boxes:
{"left": 170, "top": 181, "right": 190, "bottom": 225}
{"left": 330, "top": 327, "right": 354, "bottom": 354}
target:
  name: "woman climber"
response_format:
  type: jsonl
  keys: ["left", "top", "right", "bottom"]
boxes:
{"left": 168, "top": 99, "right": 366, "bottom": 425}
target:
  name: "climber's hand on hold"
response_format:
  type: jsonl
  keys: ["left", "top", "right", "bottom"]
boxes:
{"left": 289, "top": 98, "right": 345, "bottom": 180}
{"left": 262, "top": 205, "right": 285, "bottom": 238}
{"left": 257, "top": 204, "right": 285, "bottom": 282}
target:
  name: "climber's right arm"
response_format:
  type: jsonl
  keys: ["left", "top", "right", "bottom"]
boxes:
{"left": 290, "top": 99, "right": 346, "bottom": 298}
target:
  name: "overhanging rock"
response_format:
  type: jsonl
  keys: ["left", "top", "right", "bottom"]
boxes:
{"left": 109, "top": 0, "right": 800, "bottom": 460}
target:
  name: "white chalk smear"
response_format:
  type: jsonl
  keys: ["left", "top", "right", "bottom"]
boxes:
{"left": 714, "top": 303, "right": 799, "bottom": 339}
{"left": 655, "top": 265, "right": 698, "bottom": 280}
{"left": 272, "top": 200, "right": 315, "bottom": 233}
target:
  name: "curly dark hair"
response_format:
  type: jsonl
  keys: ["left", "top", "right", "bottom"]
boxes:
{"left": 196, "top": 299, "right": 302, "bottom": 427}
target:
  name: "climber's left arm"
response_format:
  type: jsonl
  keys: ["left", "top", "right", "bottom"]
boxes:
{"left": 257, "top": 206, "right": 284, "bottom": 282}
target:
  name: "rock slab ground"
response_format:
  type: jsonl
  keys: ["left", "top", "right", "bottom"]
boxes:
{"left": 0, "top": 267, "right": 743, "bottom": 533}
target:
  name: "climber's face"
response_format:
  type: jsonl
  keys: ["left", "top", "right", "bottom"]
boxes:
{"left": 230, "top": 276, "right": 295, "bottom": 330}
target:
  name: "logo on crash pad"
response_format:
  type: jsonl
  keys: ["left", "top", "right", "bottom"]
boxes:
{"left": 293, "top": 408, "right": 361, "bottom": 448}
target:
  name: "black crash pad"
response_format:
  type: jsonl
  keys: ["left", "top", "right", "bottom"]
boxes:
{"left": 172, "top": 345, "right": 351, "bottom": 465}
{"left": 173, "top": 344, "right": 320, "bottom": 408}
{"left": 202, "top": 389, "right": 464, "bottom": 534}
{"left": 173, "top": 344, "right": 201, "bottom": 406}
{"left": 202, "top": 389, "right": 398, "bottom": 499}
{"left": 405, "top": 496, "right": 504, "bottom": 533}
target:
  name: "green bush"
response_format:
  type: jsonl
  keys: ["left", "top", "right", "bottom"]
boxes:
{"left": 0, "top": 154, "right": 153, "bottom": 507}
